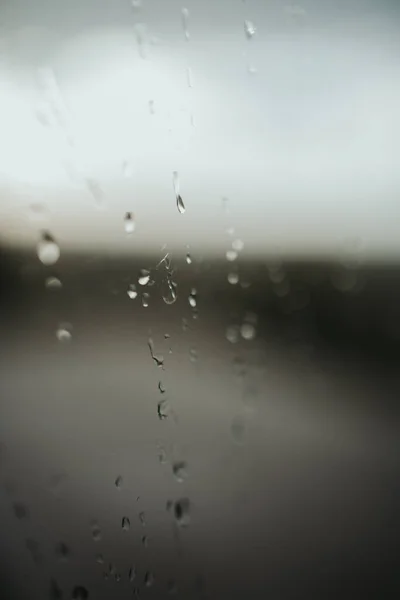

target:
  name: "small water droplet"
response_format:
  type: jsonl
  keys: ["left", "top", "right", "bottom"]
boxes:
{"left": 189, "top": 347, "right": 198, "bottom": 362}
{"left": 122, "top": 516, "right": 130, "bottom": 531}
{"left": 13, "top": 502, "right": 29, "bottom": 519}
{"left": 122, "top": 161, "right": 134, "bottom": 179}
{"left": 96, "top": 554, "right": 104, "bottom": 564}
{"left": 148, "top": 99, "right": 155, "bottom": 114}
{"left": 55, "top": 541, "right": 70, "bottom": 560}
{"left": 158, "top": 381, "right": 166, "bottom": 394}
{"left": 240, "top": 323, "right": 256, "bottom": 340}
{"left": 172, "top": 461, "right": 188, "bottom": 483}
{"left": 91, "top": 522, "right": 102, "bottom": 542}
{"left": 157, "top": 399, "right": 171, "bottom": 420}
{"left": 37, "top": 232, "right": 60, "bottom": 265}
{"left": 186, "top": 253, "right": 192, "bottom": 265}
{"left": 174, "top": 498, "right": 191, "bottom": 527}
{"left": 115, "top": 573, "right": 121, "bottom": 582}
{"left": 141, "top": 534, "right": 148, "bottom": 548}
{"left": 50, "top": 578, "right": 63, "bottom": 600}
{"left": 56, "top": 324, "right": 72, "bottom": 343}
{"left": 72, "top": 585, "right": 88, "bottom": 599}
{"left": 226, "top": 325, "right": 239, "bottom": 344}
{"left": 115, "top": 475, "right": 123, "bottom": 489}
{"left": 108, "top": 563, "right": 116, "bottom": 576}
{"left": 167, "top": 580, "right": 178, "bottom": 595}
{"left": 181, "top": 7, "right": 190, "bottom": 40}
{"left": 124, "top": 212, "right": 135, "bottom": 234}
{"left": 139, "top": 511, "right": 146, "bottom": 526}
{"left": 26, "top": 538, "right": 42, "bottom": 564}
{"left": 186, "top": 66, "right": 194, "bottom": 88}
{"left": 45, "top": 276, "right": 62, "bottom": 290}
{"left": 231, "top": 414, "right": 246, "bottom": 444}
{"left": 158, "top": 444, "right": 167, "bottom": 463}
{"left": 127, "top": 284, "right": 138, "bottom": 299}
{"left": 138, "top": 269, "right": 151, "bottom": 286}
{"left": 232, "top": 239, "right": 244, "bottom": 252}
{"left": 131, "top": 0, "right": 142, "bottom": 9}
{"left": 129, "top": 566, "right": 137, "bottom": 582}
{"left": 176, "top": 194, "right": 185, "bottom": 214}
{"left": 226, "top": 250, "right": 238, "bottom": 262}
{"left": 227, "top": 272, "right": 239, "bottom": 285}
{"left": 244, "top": 20, "right": 256, "bottom": 39}
{"left": 142, "top": 293, "right": 150, "bottom": 308}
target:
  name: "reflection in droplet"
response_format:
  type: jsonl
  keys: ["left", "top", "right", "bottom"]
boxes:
{"left": 138, "top": 269, "right": 151, "bottom": 286}
{"left": 232, "top": 239, "right": 244, "bottom": 252}
{"left": 227, "top": 272, "right": 239, "bottom": 285}
{"left": 174, "top": 498, "right": 191, "bottom": 527}
{"left": 240, "top": 323, "right": 256, "bottom": 340}
{"left": 144, "top": 571, "right": 155, "bottom": 587}
{"left": 226, "top": 250, "right": 238, "bottom": 262}
{"left": 176, "top": 195, "right": 186, "bottom": 214}
{"left": 56, "top": 325, "right": 72, "bottom": 343}
{"left": 181, "top": 7, "right": 190, "bottom": 40}
{"left": 172, "top": 461, "right": 188, "bottom": 483}
{"left": 142, "top": 293, "right": 150, "bottom": 308}
{"left": 37, "top": 232, "right": 60, "bottom": 266}
{"left": 72, "top": 585, "right": 89, "bottom": 599}
{"left": 226, "top": 325, "right": 239, "bottom": 344}
{"left": 244, "top": 19, "right": 256, "bottom": 39}
{"left": 124, "top": 212, "right": 135, "bottom": 234}
{"left": 122, "top": 516, "right": 131, "bottom": 531}
{"left": 115, "top": 475, "right": 123, "bottom": 489}
{"left": 45, "top": 276, "right": 62, "bottom": 290}
{"left": 91, "top": 522, "right": 102, "bottom": 542}
{"left": 127, "top": 284, "right": 138, "bottom": 299}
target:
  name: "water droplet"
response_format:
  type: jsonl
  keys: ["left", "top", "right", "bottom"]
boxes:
{"left": 232, "top": 239, "right": 244, "bottom": 252}
{"left": 122, "top": 161, "right": 134, "bottom": 179}
{"left": 186, "top": 66, "right": 194, "bottom": 88}
{"left": 115, "top": 573, "right": 121, "bottom": 582}
{"left": 45, "top": 276, "right": 62, "bottom": 290}
{"left": 72, "top": 585, "right": 89, "bottom": 599}
{"left": 244, "top": 19, "right": 256, "bottom": 39}
{"left": 115, "top": 475, "right": 123, "bottom": 489}
{"left": 181, "top": 7, "right": 190, "bottom": 40}
{"left": 176, "top": 194, "right": 185, "bottom": 214}
{"left": 148, "top": 99, "right": 155, "bottom": 114}
{"left": 129, "top": 566, "right": 137, "bottom": 582}
{"left": 37, "top": 232, "right": 60, "bottom": 265}
{"left": 91, "top": 522, "right": 102, "bottom": 542}
{"left": 124, "top": 212, "right": 135, "bottom": 234}
{"left": 141, "top": 534, "right": 148, "bottom": 548}
{"left": 157, "top": 399, "right": 171, "bottom": 420}
{"left": 174, "top": 498, "right": 191, "bottom": 527}
{"left": 226, "top": 226, "right": 235, "bottom": 236}
{"left": 26, "top": 538, "right": 42, "bottom": 564}
{"left": 50, "top": 579, "right": 63, "bottom": 600}
{"left": 55, "top": 541, "right": 70, "bottom": 560}
{"left": 167, "top": 580, "right": 178, "bottom": 595}
{"left": 189, "top": 347, "right": 198, "bottom": 362}
{"left": 188, "top": 291, "right": 197, "bottom": 308}
{"left": 240, "top": 323, "right": 256, "bottom": 340}
{"left": 13, "top": 502, "right": 29, "bottom": 519}
{"left": 182, "top": 317, "right": 189, "bottom": 332}
{"left": 231, "top": 414, "right": 246, "bottom": 445}
{"left": 131, "top": 0, "right": 142, "bottom": 9}
{"left": 148, "top": 338, "right": 164, "bottom": 367}
{"left": 56, "top": 324, "right": 72, "bottom": 343}
{"left": 158, "top": 381, "right": 166, "bottom": 394}
{"left": 127, "top": 284, "right": 138, "bottom": 299}
{"left": 122, "top": 516, "right": 130, "bottom": 531}
{"left": 95, "top": 554, "right": 104, "bottom": 564}
{"left": 162, "top": 279, "right": 178, "bottom": 305}
{"left": 226, "top": 250, "right": 238, "bottom": 262}
{"left": 138, "top": 269, "right": 150, "bottom": 286}
{"left": 227, "top": 272, "right": 239, "bottom": 285}
{"left": 139, "top": 511, "right": 146, "bottom": 526}
{"left": 186, "top": 253, "right": 192, "bottom": 265}
{"left": 226, "top": 325, "right": 239, "bottom": 344}
{"left": 142, "top": 293, "right": 150, "bottom": 308}
{"left": 86, "top": 177, "right": 104, "bottom": 207}
{"left": 144, "top": 571, "right": 154, "bottom": 587}
{"left": 158, "top": 444, "right": 167, "bottom": 464}
{"left": 172, "top": 461, "right": 188, "bottom": 483}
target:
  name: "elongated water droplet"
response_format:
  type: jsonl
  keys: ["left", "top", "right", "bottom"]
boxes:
{"left": 176, "top": 194, "right": 186, "bottom": 214}
{"left": 244, "top": 20, "right": 256, "bottom": 39}
{"left": 226, "top": 249, "right": 238, "bottom": 262}
{"left": 122, "top": 516, "right": 130, "bottom": 531}
{"left": 138, "top": 269, "right": 150, "bottom": 286}
{"left": 172, "top": 171, "right": 180, "bottom": 196}
{"left": 37, "top": 232, "right": 60, "bottom": 265}
{"left": 55, "top": 541, "right": 70, "bottom": 560}
{"left": 226, "top": 325, "right": 239, "bottom": 344}
{"left": 158, "top": 444, "right": 167, "bottom": 464}
{"left": 141, "top": 534, "right": 148, "bottom": 548}
{"left": 162, "top": 279, "right": 178, "bottom": 304}
{"left": 129, "top": 566, "right": 137, "bottom": 582}
{"left": 186, "top": 253, "right": 192, "bottom": 265}
{"left": 144, "top": 571, "right": 154, "bottom": 587}
{"left": 172, "top": 461, "right": 188, "bottom": 483}
{"left": 186, "top": 66, "right": 194, "bottom": 88}
{"left": 227, "top": 272, "right": 239, "bottom": 285}
{"left": 157, "top": 399, "right": 170, "bottom": 420}
{"left": 139, "top": 511, "right": 146, "bottom": 526}
{"left": 174, "top": 498, "right": 191, "bottom": 527}
{"left": 115, "top": 475, "right": 123, "bottom": 489}
{"left": 188, "top": 290, "right": 197, "bottom": 308}
{"left": 127, "top": 284, "right": 138, "bottom": 299}
{"left": 189, "top": 347, "right": 198, "bottom": 362}
{"left": 142, "top": 293, "right": 150, "bottom": 308}
{"left": 124, "top": 212, "right": 135, "bottom": 234}
{"left": 72, "top": 585, "right": 88, "bottom": 599}
{"left": 45, "top": 276, "right": 62, "bottom": 290}
{"left": 231, "top": 414, "right": 246, "bottom": 445}
{"left": 158, "top": 381, "right": 166, "bottom": 394}
{"left": 181, "top": 7, "right": 190, "bottom": 40}
{"left": 91, "top": 522, "right": 102, "bottom": 542}
{"left": 148, "top": 338, "right": 164, "bottom": 367}
{"left": 86, "top": 177, "right": 104, "bottom": 207}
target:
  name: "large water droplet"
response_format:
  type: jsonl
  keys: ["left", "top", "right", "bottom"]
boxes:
{"left": 72, "top": 585, "right": 89, "bottom": 599}
{"left": 176, "top": 195, "right": 185, "bottom": 214}
{"left": 226, "top": 250, "right": 238, "bottom": 262}
{"left": 124, "top": 212, "right": 135, "bottom": 234}
{"left": 188, "top": 290, "right": 197, "bottom": 308}
{"left": 174, "top": 498, "right": 191, "bottom": 527}
{"left": 127, "top": 284, "right": 138, "bottom": 299}
{"left": 172, "top": 461, "right": 188, "bottom": 483}
{"left": 45, "top": 276, "right": 62, "bottom": 290}
{"left": 138, "top": 269, "right": 151, "bottom": 286}
{"left": 37, "top": 232, "right": 60, "bottom": 265}
{"left": 91, "top": 522, "right": 102, "bottom": 542}
{"left": 181, "top": 7, "right": 190, "bottom": 40}
{"left": 142, "top": 293, "right": 150, "bottom": 308}
{"left": 115, "top": 475, "right": 123, "bottom": 489}
{"left": 122, "top": 516, "right": 130, "bottom": 531}
{"left": 56, "top": 324, "right": 72, "bottom": 343}
{"left": 227, "top": 272, "right": 239, "bottom": 285}
{"left": 244, "top": 20, "right": 256, "bottom": 39}
{"left": 144, "top": 571, "right": 155, "bottom": 587}
{"left": 240, "top": 323, "right": 256, "bottom": 340}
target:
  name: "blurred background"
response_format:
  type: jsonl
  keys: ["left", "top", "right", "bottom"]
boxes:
{"left": 1, "top": 0, "right": 400, "bottom": 598}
